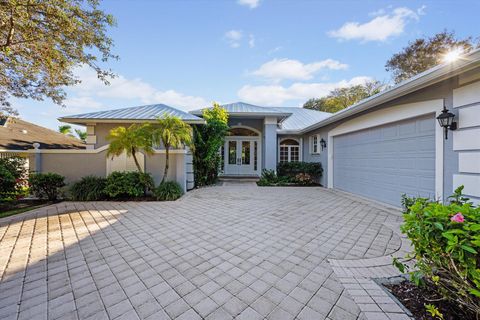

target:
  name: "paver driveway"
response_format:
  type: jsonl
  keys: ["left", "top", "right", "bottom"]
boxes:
{"left": 0, "top": 185, "right": 405, "bottom": 320}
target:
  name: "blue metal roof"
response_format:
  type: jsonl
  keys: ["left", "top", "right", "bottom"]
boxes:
{"left": 275, "top": 107, "right": 331, "bottom": 132}
{"left": 60, "top": 104, "right": 203, "bottom": 123}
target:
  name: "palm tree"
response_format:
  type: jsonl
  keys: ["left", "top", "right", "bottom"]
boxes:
{"left": 59, "top": 125, "right": 73, "bottom": 135}
{"left": 106, "top": 124, "right": 153, "bottom": 172}
{"left": 75, "top": 129, "right": 87, "bottom": 142}
{"left": 152, "top": 115, "right": 193, "bottom": 183}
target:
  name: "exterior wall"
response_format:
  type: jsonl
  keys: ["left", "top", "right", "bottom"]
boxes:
{"left": 452, "top": 78, "right": 480, "bottom": 205}
{"left": 301, "top": 74, "right": 480, "bottom": 202}
{"left": 39, "top": 150, "right": 108, "bottom": 183}
{"left": 35, "top": 149, "right": 188, "bottom": 192}
{"left": 264, "top": 118, "right": 278, "bottom": 171}
{"left": 93, "top": 123, "right": 136, "bottom": 148}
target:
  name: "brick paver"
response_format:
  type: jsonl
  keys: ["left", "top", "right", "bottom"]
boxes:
{"left": 0, "top": 185, "right": 407, "bottom": 319}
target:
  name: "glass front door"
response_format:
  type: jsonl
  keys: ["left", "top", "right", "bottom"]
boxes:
{"left": 223, "top": 139, "right": 258, "bottom": 175}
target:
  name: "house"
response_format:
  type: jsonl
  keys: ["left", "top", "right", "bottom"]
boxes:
{"left": 23, "top": 48, "right": 480, "bottom": 207}
{"left": 192, "top": 49, "right": 480, "bottom": 207}
{"left": 0, "top": 118, "right": 84, "bottom": 172}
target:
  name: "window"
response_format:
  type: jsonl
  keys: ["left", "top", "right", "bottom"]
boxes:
{"left": 227, "top": 127, "right": 258, "bottom": 136}
{"left": 280, "top": 139, "right": 300, "bottom": 163}
{"left": 310, "top": 134, "right": 320, "bottom": 154}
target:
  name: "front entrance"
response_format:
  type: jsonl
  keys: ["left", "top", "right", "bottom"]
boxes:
{"left": 221, "top": 127, "right": 261, "bottom": 176}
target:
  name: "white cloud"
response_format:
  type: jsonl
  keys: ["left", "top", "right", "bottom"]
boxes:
{"left": 237, "top": 0, "right": 260, "bottom": 9}
{"left": 251, "top": 58, "right": 348, "bottom": 82}
{"left": 328, "top": 7, "right": 423, "bottom": 42}
{"left": 67, "top": 66, "right": 208, "bottom": 111}
{"left": 237, "top": 76, "right": 371, "bottom": 106}
{"left": 248, "top": 34, "right": 255, "bottom": 48}
{"left": 225, "top": 30, "right": 243, "bottom": 48}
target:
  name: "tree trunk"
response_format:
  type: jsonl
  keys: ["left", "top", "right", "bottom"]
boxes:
{"left": 131, "top": 148, "right": 143, "bottom": 173}
{"left": 161, "top": 145, "right": 169, "bottom": 184}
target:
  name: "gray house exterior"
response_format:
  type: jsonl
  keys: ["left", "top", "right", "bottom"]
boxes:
{"left": 3, "top": 49, "right": 479, "bottom": 207}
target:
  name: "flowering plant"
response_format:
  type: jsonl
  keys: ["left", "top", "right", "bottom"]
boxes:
{"left": 397, "top": 186, "right": 480, "bottom": 316}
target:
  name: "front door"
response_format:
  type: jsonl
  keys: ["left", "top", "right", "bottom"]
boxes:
{"left": 224, "top": 139, "right": 258, "bottom": 176}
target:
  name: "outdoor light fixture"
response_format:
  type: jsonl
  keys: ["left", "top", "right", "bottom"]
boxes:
{"left": 320, "top": 138, "right": 327, "bottom": 150}
{"left": 436, "top": 105, "right": 457, "bottom": 140}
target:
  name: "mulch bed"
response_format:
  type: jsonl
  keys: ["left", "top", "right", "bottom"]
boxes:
{"left": 383, "top": 280, "right": 476, "bottom": 320}
{"left": 0, "top": 199, "right": 56, "bottom": 218}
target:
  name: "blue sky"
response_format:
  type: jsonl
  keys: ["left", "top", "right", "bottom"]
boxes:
{"left": 15, "top": 0, "right": 479, "bottom": 129}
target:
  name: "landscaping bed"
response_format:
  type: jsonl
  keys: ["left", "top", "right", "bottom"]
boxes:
{"left": 384, "top": 279, "right": 476, "bottom": 320}
{"left": 0, "top": 199, "right": 55, "bottom": 218}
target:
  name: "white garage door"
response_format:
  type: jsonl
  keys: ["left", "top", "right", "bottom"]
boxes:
{"left": 333, "top": 114, "right": 436, "bottom": 207}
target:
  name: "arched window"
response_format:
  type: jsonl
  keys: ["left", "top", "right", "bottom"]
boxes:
{"left": 227, "top": 127, "right": 258, "bottom": 136}
{"left": 279, "top": 139, "right": 300, "bottom": 163}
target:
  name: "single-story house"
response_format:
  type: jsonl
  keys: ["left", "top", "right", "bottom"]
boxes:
{"left": 14, "top": 48, "right": 480, "bottom": 207}
{"left": 0, "top": 118, "right": 85, "bottom": 173}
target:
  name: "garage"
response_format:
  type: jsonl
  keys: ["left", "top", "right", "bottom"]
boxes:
{"left": 333, "top": 114, "right": 436, "bottom": 207}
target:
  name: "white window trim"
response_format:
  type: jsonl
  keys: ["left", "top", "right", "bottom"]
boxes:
{"left": 278, "top": 138, "right": 302, "bottom": 163}
{"left": 326, "top": 99, "right": 444, "bottom": 201}
{"left": 309, "top": 134, "right": 321, "bottom": 155}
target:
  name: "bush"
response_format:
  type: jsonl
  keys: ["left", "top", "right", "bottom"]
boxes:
{"left": 277, "top": 162, "right": 322, "bottom": 182}
{"left": 396, "top": 186, "right": 480, "bottom": 316}
{"left": 257, "top": 169, "right": 291, "bottom": 186}
{"left": 0, "top": 156, "right": 27, "bottom": 200}
{"left": 104, "top": 171, "right": 154, "bottom": 199}
{"left": 70, "top": 176, "right": 107, "bottom": 201}
{"left": 154, "top": 181, "right": 183, "bottom": 201}
{"left": 294, "top": 173, "right": 313, "bottom": 185}
{"left": 29, "top": 172, "right": 65, "bottom": 201}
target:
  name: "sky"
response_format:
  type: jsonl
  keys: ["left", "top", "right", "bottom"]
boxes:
{"left": 13, "top": 0, "right": 480, "bottom": 130}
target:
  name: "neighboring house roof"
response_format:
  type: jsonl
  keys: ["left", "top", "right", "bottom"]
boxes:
{"left": 0, "top": 118, "right": 85, "bottom": 150}
{"left": 59, "top": 104, "right": 204, "bottom": 125}
{"left": 276, "top": 107, "right": 331, "bottom": 133}
{"left": 300, "top": 48, "right": 480, "bottom": 134}
{"left": 191, "top": 102, "right": 292, "bottom": 119}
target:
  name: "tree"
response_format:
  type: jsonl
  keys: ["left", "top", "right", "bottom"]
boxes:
{"left": 58, "top": 125, "right": 73, "bottom": 135}
{"left": 75, "top": 129, "right": 87, "bottom": 142}
{"left": 192, "top": 103, "right": 229, "bottom": 186}
{"left": 0, "top": 0, "right": 117, "bottom": 118}
{"left": 303, "top": 80, "right": 384, "bottom": 113}
{"left": 106, "top": 124, "right": 153, "bottom": 173}
{"left": 386, "top": 31, "right": 479, "bottom": 84}
{"left": 152, "top": 115, "right": 193, "bottom": 184}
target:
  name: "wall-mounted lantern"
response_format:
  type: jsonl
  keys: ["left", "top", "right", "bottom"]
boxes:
{"left": 436, "top": 105, "right": 457, "bottom": 140}
{"left": 320, "top": 138, "right": 327, "bottom": 150}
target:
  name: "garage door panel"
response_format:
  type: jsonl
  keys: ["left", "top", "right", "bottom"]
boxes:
{"left": 333, "top": 115, "right": 435, "bottom": 207}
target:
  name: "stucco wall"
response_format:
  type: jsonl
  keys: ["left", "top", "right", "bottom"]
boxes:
{"left": 40, "top": 150, "right": 108, "bottom": 183}
{"left": 37, "top": 150, "right": 187, "bottom": 190}
{"left": 94, "top": 123, "right": 136, "bottom": 148}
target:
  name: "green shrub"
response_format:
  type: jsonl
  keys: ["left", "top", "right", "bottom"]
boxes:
{"left": 277, "top": 162, "right": 322, "bottom": 182}
{"left": 396, "top": 186, "right": 480, "bottom": 316}
{"left": 70, "top": 176, "right": 107, "bottom": 201}
{"left": 104, "top": 171, "right": 154, "bottom": 199}
{"left": 154, "top": 181, "right": 183, "bottom": 201}
{"left": 257, "top": 169, "right": 291, "bottom": 186}
{"left": 29, "top": 172, "right": 65, "bottom": 201}
{"left": 0, "top": 156, "right": 27, "bottom": 200}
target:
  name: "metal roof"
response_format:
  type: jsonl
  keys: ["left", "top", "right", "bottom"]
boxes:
{"left": 60, "top": 104, "right": 204, "bottom": 125}
{"left": 276, "top": 107, "right": 331, "bottom": 133}
{"left": 191, "top": 102, "right": 292, "bottom": 118}
{"left": 191, "top": 102, "right": 331, "bottom": 131}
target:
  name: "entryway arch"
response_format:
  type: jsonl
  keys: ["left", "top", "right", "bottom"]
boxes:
{"left": 222, "top": 125, "right": 261, "bottom": 176}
